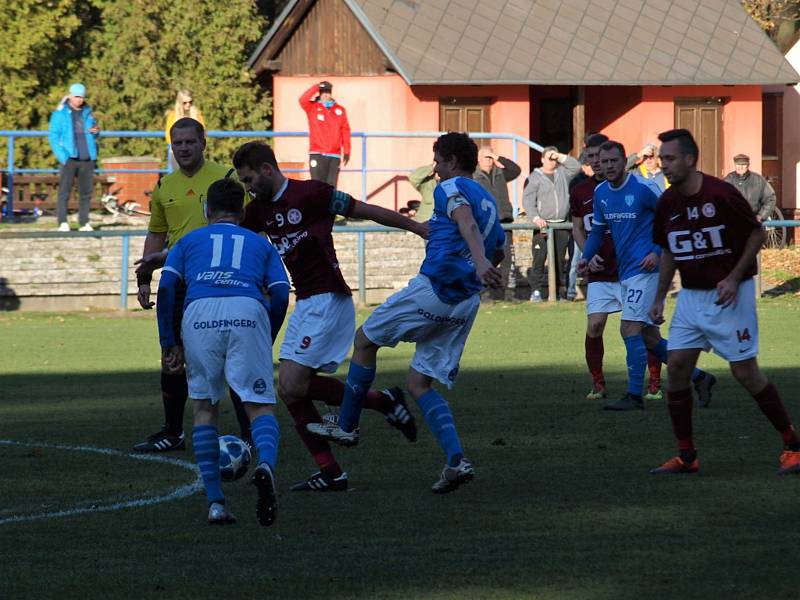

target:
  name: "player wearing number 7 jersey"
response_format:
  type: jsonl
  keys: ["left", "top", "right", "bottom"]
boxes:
{"left": 234, "top": 141, "right": 427, "bottom": 493}
{"left": 307, "top": 132, "right": 506, "bottom": 493}
{"left": 649, "top": 128, "right": 800, "bottom": 476}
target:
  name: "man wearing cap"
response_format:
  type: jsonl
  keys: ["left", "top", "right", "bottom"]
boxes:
{"left": 628, "top": 143, "right": 668, "bottom": 193}
{"left": 299, "top": 81, "right": 351, "bottom": 187}
{"left": 724, "top": 154, "right": 776, "bottom": 222}
{"left": 48, "top": 83, "right": 100, "bottom": 232}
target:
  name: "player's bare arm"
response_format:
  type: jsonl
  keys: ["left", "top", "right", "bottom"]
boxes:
{"left": 350, "top": 200, "right": 428, "bottom": 239}
{"left": 572, "top": 216, "right": 587, "bottom": 251}
{"left": 639, "top": 251, "right": 659, "bottom": 272}
{"left": 649, "top": 251, "right": 676, "bottom": 325}
{"left": 135, "top": 231, "right": 168, "bottom": 309}
{"left": 451, "top": 204, "right": 501, "bottom": 287}
{"left": 715, "top": 227, "right": 766, "bottom": 308}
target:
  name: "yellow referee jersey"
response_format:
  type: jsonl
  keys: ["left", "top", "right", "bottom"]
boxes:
{"left": 148, "top": 161, "right": 238, "bottom": 247}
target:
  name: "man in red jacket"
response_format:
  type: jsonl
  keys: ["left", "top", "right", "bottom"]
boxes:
{"left": 299, "top": 81, "right": 351, "bottom": 187}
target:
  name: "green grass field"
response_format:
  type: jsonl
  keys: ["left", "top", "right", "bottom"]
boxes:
{"left": 2, "top": 298, "right": 799, "bottom": 599}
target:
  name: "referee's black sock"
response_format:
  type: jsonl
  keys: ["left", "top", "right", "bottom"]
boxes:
{"left": 162, "top": 372, "right": 188, "bottom": 436}
{"left": 229, "top": 388, "right": 252, "bottom": 443}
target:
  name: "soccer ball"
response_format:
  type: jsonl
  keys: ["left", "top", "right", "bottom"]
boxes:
{"left": 218, "top": 435, "right": 252, "bottom": 481}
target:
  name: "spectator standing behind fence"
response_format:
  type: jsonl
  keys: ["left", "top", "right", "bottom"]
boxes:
{"left": 723, "top": 154, "right": 777, "bottom": 222}
{"left": 408, "top": 163, "right": 436, "bottom": 222}
{"left": 299, "top": 81, "right": 351, "bottom": 187}
{"left": 164, "top": 90, "right": 205, "bottom": 169}
{"left": 473, "top": 145, "right": 521, "bottom": 301}
{"left": 628, "top": 143, "right": 668, "bottom": 193}
{"left": 522, "top": 147, "right": 581, "bottom": 302}
{"left": 48, "top": 83, "right": 100, "bottom": 232}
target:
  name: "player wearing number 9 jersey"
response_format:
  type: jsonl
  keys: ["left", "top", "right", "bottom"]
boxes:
{"left": 648, "top": 128, "right": 800, "bottom": 476}
{"left": 234, "top": 141, "right": 427, "bottom": 493}
{"left": 307, "top": 132, "right": 506, "bottom": 493}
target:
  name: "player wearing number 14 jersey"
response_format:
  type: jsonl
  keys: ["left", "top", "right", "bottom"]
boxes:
{"left": 649, "top": 128, "right": 800, "bottom": 475}
{"left": 234, "top": 141, "right": 426, "bottom": 492}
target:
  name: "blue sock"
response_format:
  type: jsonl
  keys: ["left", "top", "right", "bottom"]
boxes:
{"left": 656, "top": 336, "right": 704, "bottom": 382}
{"left": 192, "top": 424, "right": 223, "bottom": 505}
{"left": 338, "top": 362, "right": 375, "bottom": 432}
{"left": 416, "top": 389, "right": 464, "bottom": 467}
{"left": 251, "top": 414, "right": 280, "bottom": 471}
{"left": 623, "top": 335, "right": 647, "bottom": 397}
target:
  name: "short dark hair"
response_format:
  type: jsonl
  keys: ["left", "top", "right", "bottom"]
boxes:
{"left": 170, "top": 117, "right": 205, "bottom": 139}
{"left": 206, "top": 178, "right": 245, "bottom": 217}
{"left": 232, "top": 141, "right": 279, "bottom": 171}
{"left": 658, "top": 128, "right": 699, "bottom": 162}
{"left": 585, "top": 133, "right": 609, "bottom": 149}
{"left": 599, "top": 140, "right": 626, "bottom": 158}
{"left": 432, "top": 132, "right": 478, "bottom": 173}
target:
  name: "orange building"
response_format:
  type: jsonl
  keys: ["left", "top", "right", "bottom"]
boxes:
{"left": 249, "top": 0, "right": 799, "bottom": 214}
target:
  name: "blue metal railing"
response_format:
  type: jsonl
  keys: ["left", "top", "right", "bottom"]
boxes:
{"left": 1, "top": 129, "right": 542, "bottom": 217}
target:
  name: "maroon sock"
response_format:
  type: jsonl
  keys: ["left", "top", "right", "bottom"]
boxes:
{"left": 285, "top": 400, "right": 342, "bottom": 477}
{"left": 667, "top": 388, "right": 694, "bottom": 452}
{"left": 646, "top": 351, "right": 662, "bottom": 387}
{"left": 753, "top": 383, "right": 798, "bottom": 445}
{"left": 308, "top": 375, "right": 392, "bottom": 414}
{"left": 585, "top": 335, "right": 605, "bottom": 385}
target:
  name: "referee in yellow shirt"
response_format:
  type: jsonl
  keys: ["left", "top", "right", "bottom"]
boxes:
{"left": 133, "top": 118, "right": 251, "bottom": 451}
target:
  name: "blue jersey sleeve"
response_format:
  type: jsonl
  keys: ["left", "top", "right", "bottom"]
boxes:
{"left": 641, "top": 186, "right": 662, "bottom": 256}
{"left": 156, "top": 270, "right": 181, "bottom": 348}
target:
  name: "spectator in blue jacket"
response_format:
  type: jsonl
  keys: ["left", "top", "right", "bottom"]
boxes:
{"left": 48, "top": 83, "right": 100, "bottom": 232}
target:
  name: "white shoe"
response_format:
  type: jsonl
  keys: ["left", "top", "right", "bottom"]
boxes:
{"left": 58, "top": 222, "right": 70, "bottom": 232}
{"left": 431, "top": 458, "right": 474, "bottom": 493}
{"left": 307, "top": 415, "right": 359, "bottom": 447}
{"left": 207, "top": 502, "right": 236, "bottom": 525}
{"left": 78, "top": 223, "right": 94, "bottom": 232}
{"left": 530, "top": 290, "right": 542, "bottom": 303}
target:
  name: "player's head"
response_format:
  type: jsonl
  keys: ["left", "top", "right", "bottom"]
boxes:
{"left": 658, "top": 128, "right": 699, "bottom": 186}
{"left": 232, "top": 141, "right": 283, "bottom": 201}
{"left": 598, "top": 140, "right": 626, "bottom": 186}
{"left": 432, "top": 132, "right": 478, "bottom": 181}
{"left": 579, "top": 151, "right": 594, "bottom": 177}
{"left": 584, "top": 133, "right": 609, "bottom": 180}
{"left": 170, "top": 118, "right": 206, "bottom": 171}
{"left": 205, "top": 178, "right": 246, "bottom": 224}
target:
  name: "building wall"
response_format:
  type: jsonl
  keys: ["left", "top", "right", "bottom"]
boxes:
{"left": 272, "top": 75, "right": 531, "bottom": 211}
{"left": 782, "top": 40, "right": 800, "bottom": 214}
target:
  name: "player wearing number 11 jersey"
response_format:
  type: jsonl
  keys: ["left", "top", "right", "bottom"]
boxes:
{"left": 649, "top": 128, "right": 800, "bottom": 476}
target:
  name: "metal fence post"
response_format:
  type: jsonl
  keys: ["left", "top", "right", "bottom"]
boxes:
{"left": 6, "top": 135, "right": 15, "bottom": 220}
{"left": 546, "top": 225, "right": 556, "bottom": 302}
{"left": 512, "top": 141, "right": 519, "bottom": 217}
{"left": 120, "top": 234, "right": 130, "bottom": 310}
{"left": 361, "top": 135, "right": 367, "bottom": 203}
{"left": 358, "top": 230, "right": 366, "bottom": 306}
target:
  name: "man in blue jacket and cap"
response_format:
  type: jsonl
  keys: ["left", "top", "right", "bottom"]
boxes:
{"left": 48, "top": 83, "right": 100, "bottom": 232}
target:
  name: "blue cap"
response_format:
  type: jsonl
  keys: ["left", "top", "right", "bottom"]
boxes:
{"left": 69, "top": 83, "right": 86, "bottom": 97}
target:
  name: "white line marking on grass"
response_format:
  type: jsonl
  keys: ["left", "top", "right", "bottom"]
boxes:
{"left": 0, "top": 439, "right": 202, "bottom": 525}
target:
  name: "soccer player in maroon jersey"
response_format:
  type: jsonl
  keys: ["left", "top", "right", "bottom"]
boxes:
{"left": 233, "top": 141, "right": 427, "bottom": 491}
{"left": 571, "top": 133, "right": 663, "bottom": 401}
{"left": 649, "top": 128, "right": 800, "bottom": 475}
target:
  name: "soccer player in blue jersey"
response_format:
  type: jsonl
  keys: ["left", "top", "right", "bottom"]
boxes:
{"left": 579, "top": 141, "right": 715, "bottom": 411}
{"left": 308, "top": 132, "right": 505, "bottom": 492}
{"left": 157, "top": 177, "right": 290, "bottom": 526}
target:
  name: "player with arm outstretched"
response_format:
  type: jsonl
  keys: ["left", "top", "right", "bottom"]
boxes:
{"left": 648, "top": 128, "right": 800, "bottom": 475}
{"left": 233, "top": 141, "right": 426, "bottom": 493}
{"left": 157, "top": 177, "right": 290, "bottom": 525}
{"left": 308, "top": 132, "right": 505, "bottom": 493}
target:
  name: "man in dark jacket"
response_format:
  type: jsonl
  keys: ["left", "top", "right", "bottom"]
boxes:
{"left": 474, "top": 146, "right": 521, "bottom": 300}
{"left": 723, "top": 154, "right": 777, "bottom": 222}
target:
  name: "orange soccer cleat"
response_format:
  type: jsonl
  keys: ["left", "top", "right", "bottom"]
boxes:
{"left": 778, "top": 450, "right": 800, "bottom": 476}
{"left": 650, "top": 455, "right": 699, "bottom": 474}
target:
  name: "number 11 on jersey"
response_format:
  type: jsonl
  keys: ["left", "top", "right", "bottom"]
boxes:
{"left": 210, "top": 234, "right": 245, "bottom": 269}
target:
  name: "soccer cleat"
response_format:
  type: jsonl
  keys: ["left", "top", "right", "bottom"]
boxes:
{"left": 383, "top": 387, "right": 417, "bottom": 442}
{"left": 133, "top": 428, "right": 185, "bottom": 452}
{"left": 650, "top": 456, "right": 700, "bottom": 474}
{"left": 644, "top": 384, "right": 663, "bottom": 401}
{"left": 306, "top": 416, "right": 359, "bottom": 447}
{"left": 777, "top": 450, "right": 800, "bottom": 475}
{"left": 289, "top": 470, "right": 349, "bottom": 492}
{"left": 603, "top": 393, "right": 644, "bottom": 411}
{"left": 207, "top": 502, "right": 236, "bottom": 525}
{"left": 432, "top": 458, "right": 474, "bottom": 494}
{"left": 694, "top": 372, "right": 717, "bottom": 408}
{"left": 585, "top": 384, "right": 607, "bottom": 401}
{"left": 251, "top": 463, "right": 277, "bottom": 527}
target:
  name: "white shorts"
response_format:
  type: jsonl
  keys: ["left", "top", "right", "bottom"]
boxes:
{"left": 182, "top": 296, "right": 276, "bottom": 405}
{"left": 668, "top": 278, "right": 758, "bottom": 362}
{"left": 361, "top": 274, "right": 479, "bottom": 389}
{"left": 586, "top": 281, "right": 622, "bottom": 315}
{"left": 620, "top": 272, "right": 659, "bottom": 325}
{"left": 279, "top": 292, "right": 355, "bottom": 373}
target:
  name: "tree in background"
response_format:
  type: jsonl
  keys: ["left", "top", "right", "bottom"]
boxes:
{"left": 743, "top": 0, "right": 800, "bottom": 51}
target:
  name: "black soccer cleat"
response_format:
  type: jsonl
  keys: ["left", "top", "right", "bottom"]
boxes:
{"left": 289, "top": 470, "right": 348, "bottom": 492}
{"left": 694, "top": 372, "right": 717, "bottom": 408}
{"left": 133, "top": 428, "right": 185, "bottom": 452}
{"left": 252, "top": 463, "right": 277, "bottom": 527}
{"left": 383, "top": 387, "right": 417, "bottom": 442}
{"left": 603, "top": 393, "right": 644, "bottom": 411}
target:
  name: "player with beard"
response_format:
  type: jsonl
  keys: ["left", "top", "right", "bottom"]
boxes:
{"left": 649, "top": 128, "right": 800, "bottom": 475}
{"left": 233, "top": 141, "right": 426, "bottom": 492}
